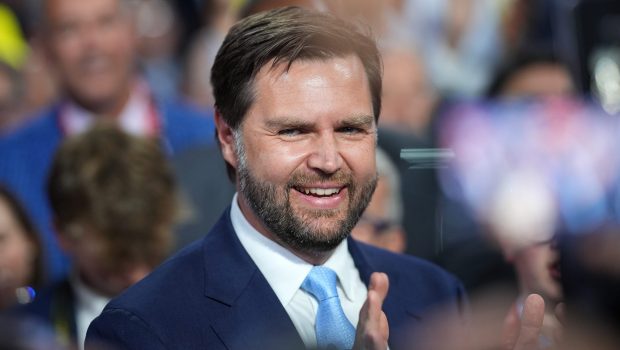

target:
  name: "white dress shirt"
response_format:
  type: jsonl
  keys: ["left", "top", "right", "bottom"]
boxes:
{"left": 71, "top": 275, "right": 111, "bottom": 350}
{"left": 231, "top": 194, "right": 368, "bottom": 348}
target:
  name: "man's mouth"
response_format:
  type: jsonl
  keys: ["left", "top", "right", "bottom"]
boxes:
{"left": 548, "top": 261, "right": 561, "bottom": 280}
{"left": 294, "top": 186, "right": 343, "bottom": 197}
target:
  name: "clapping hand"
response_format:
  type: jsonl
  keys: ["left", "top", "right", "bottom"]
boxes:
{"left": 353, "top": 272, "right": 390, "bottom": 350}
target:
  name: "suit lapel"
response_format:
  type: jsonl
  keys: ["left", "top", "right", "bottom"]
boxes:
{"left": 347, "top": 237, "right": 423, "bottom": 348}
{"left": 201, "top": 208, "right": 306, "bottom": 350}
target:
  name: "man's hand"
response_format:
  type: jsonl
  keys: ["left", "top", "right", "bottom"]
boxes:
{"left": 353, "top": 272, "right": 389, "bottom": 350}
{"left": 503, "top": 294, "right": 546, "bottom": 350}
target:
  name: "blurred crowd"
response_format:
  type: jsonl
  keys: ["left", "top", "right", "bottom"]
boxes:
{"left": 0, "top": 0, "right": 619, "bottom": 349}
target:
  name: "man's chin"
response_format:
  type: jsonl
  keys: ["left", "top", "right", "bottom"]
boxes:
{"left": 284, "top": 222, "right": 350, "bottom": 252}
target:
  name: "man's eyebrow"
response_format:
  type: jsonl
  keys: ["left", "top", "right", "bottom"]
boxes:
{"left": 265, "top": 117, "right": 313, "bottom": 130}
{"left": 337, "top": 114, "right": 375, "bottom": 128}
{"left": 264, "top": 114, "right": 375, "bottom": 129}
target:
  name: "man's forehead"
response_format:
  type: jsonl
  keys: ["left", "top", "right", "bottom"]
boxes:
{"left": 44, "top": 0, "right": 124, "bottom": 21}
{"left": 257, "top": 55, "right": 366, "bottom": 82}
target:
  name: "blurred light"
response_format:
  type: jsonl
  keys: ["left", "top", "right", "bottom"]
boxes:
{"left": 439, "top": 100, "right": 620, "bottom": 239}
{"left": 400, "top": 148, "right": 454, "bottom": 169}
{"left": 15, "top": 286, "right": 36, "bottom": 304}
{"left": 487, "top": 169, "right": 556, "bottom": 247}
{"left": 592, "top": 48, "right": 620, "bottom": 114}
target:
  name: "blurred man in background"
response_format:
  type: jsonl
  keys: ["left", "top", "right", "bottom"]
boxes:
{"left": 0, "top": 0, "right": 215, "bottom": 282}
{"left": 17, "top": 125, "right": 177, "bottom": 350}
{"left": 351, "top": 148, "right": 406, "bottom": 254}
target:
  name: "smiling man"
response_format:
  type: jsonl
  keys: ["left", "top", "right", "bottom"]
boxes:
{"left": 86, "top": 7, "right": 466, "bottom": 350}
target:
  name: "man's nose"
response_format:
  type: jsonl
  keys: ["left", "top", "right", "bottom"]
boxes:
{"left": 307, "top": 134, "right": 343, "bottom": 174}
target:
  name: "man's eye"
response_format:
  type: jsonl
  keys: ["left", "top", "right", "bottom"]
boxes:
{"left": 338, "top": 127, "right": 363, "bottom": 134}
{"left": 278, "top": 129, "right": 302, "bottom": 136}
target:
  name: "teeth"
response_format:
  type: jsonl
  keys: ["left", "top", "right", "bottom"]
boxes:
{"left": 300, "top": 188, "right": 341, "bottom": 196}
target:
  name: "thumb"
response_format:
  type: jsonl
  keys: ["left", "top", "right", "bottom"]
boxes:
{"left": 514, "top": 294, "right": 545, "bottom": 350}
{"left": 368, "top": 272, "right": 389, "bottom": 300}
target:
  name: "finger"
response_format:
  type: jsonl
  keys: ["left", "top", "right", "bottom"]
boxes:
{"left": 514, "top": 294, "right": 545, "bottom": 350}
{"left": 354, "top": 273, "right": 390, "bottom": 350}
{"left": 367, "top": 273, "right": 389, "bottom": 315}
{"left": 366, "top": 273, "right": 390, "bottom": 347}
{"left": 502, "top": 304, "right": 520, "bottom": 350}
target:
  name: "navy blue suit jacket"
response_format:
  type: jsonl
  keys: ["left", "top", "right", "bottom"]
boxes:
{"left": 86, "top": 208, "right": 466, "bottom": 349}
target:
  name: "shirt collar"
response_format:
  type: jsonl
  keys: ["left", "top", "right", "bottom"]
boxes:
{"left": 230, "top": 193, "right": 361, "bottom": 306}
{"left": 59, "top": 80, "right": 159, "bottom": 137}
{"left": 70, "top": 273, "right": 111, "bottom": 314}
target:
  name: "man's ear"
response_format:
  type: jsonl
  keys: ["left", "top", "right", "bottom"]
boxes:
{"left": 214, "top": 109, "right": 238, "bottom": 170}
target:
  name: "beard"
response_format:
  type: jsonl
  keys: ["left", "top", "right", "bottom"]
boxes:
{"left": 235, "top": 133, "right": 378, "bottom": 254}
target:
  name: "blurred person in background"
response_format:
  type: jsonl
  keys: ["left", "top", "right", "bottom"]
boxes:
{"left": 135, "top": 0, "right": 184, "bottom": 102}
{"left": 487, "top": 48, "right": 576, "bottom": 99}
{"left": 184, "top": 0, "right": 241, "bottom": 109}
{"left": 0, "top": 0, "right": 215, "bottom": 283}
{"left": 401, "top": 0, "right": 504, "bottom": 97}
{"left": 437, "top": 48, "right": 576, "bottom": 298}
{"left": 16, "top": 124, "right": 177, "bottom": 350}
{"left": 373, "top": 40, "right": 442, "bottom": 259}
{"left": 351, "top": 148, "right": 406, "bottom": 254}
{"left": 0, "top": 315, "right": 68, "bottom": 350}
{"left": 0, "top": 60, "right": 27, "bottom": 134}
{"left": 0, "top": 185, "right": 44, "bottom": 311}
{"left": 378, "top": 42, "right": 438, "bottom": 141}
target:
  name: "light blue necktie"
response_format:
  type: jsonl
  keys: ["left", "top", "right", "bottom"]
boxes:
{"left": 301, "top": 266, "right": 356, "bottom": 350}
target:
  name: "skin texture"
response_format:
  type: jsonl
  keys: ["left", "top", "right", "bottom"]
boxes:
{"left": 0, "top": 198, "right": 36, "bottom": 309}
{"left": 500, "top": 63, "right": 574, "bottom": 99}
{"left": 57, "top": 224, "right": 150, "bottom": 297}
{"left": 511, "top": 242, "right": 562, "bottom": 304}
{"left": 355, "top": 272, "right": 389, "bottom": 350}
{"left": 351, "top": 176, "right": 406, "bottom": 253}
{"left": 380, "top": 49, "right": 436, "bottom": 136}
{"left": 43, "top": 0, "right": 137, "bottom": 115}
{"left": 216, "top": 55, "right": 378, "bottom": 265}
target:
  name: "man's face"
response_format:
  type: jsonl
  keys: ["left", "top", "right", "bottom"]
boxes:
{"left": 58, "top": 224, "right": 150, "bottom": 297}
{"left": 226, "top": 55, "right": 378, "bottom": 255}
{"left": 0, "top": 198, "right": 36, "bottom": 308}
{"left": 44, "top": 0, "right": 136, "bottom": 110}
{"left": 351, "top": 175, "right": 405, "bottom": 253}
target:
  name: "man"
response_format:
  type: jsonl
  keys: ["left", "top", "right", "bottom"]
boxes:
{"left": 351, "top": 148, "right": 406, "bottom": 254}
{"left": 87, "top": 7, "right": 545, "bottom": 350}
{"left": 18, "top": 125, "right": 177, "bottom": 350}
{"left": 0, "top": 0, "right": 215, "bottom": 281}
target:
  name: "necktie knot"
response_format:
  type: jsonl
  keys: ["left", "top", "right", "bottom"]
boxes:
{"left": 301, "top": 266, "right": 339, "bottom": 301}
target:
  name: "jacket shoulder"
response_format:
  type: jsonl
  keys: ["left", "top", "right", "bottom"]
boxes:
{"left": 87, "top": 238, "right": 209, "bottom": 348}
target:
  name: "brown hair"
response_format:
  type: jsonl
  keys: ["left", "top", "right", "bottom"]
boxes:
{"left": 47, "top": 124, "right": 176, "bottom": 271}
{"left": 211, "top": 6, "right": 382, "bottom": 178}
